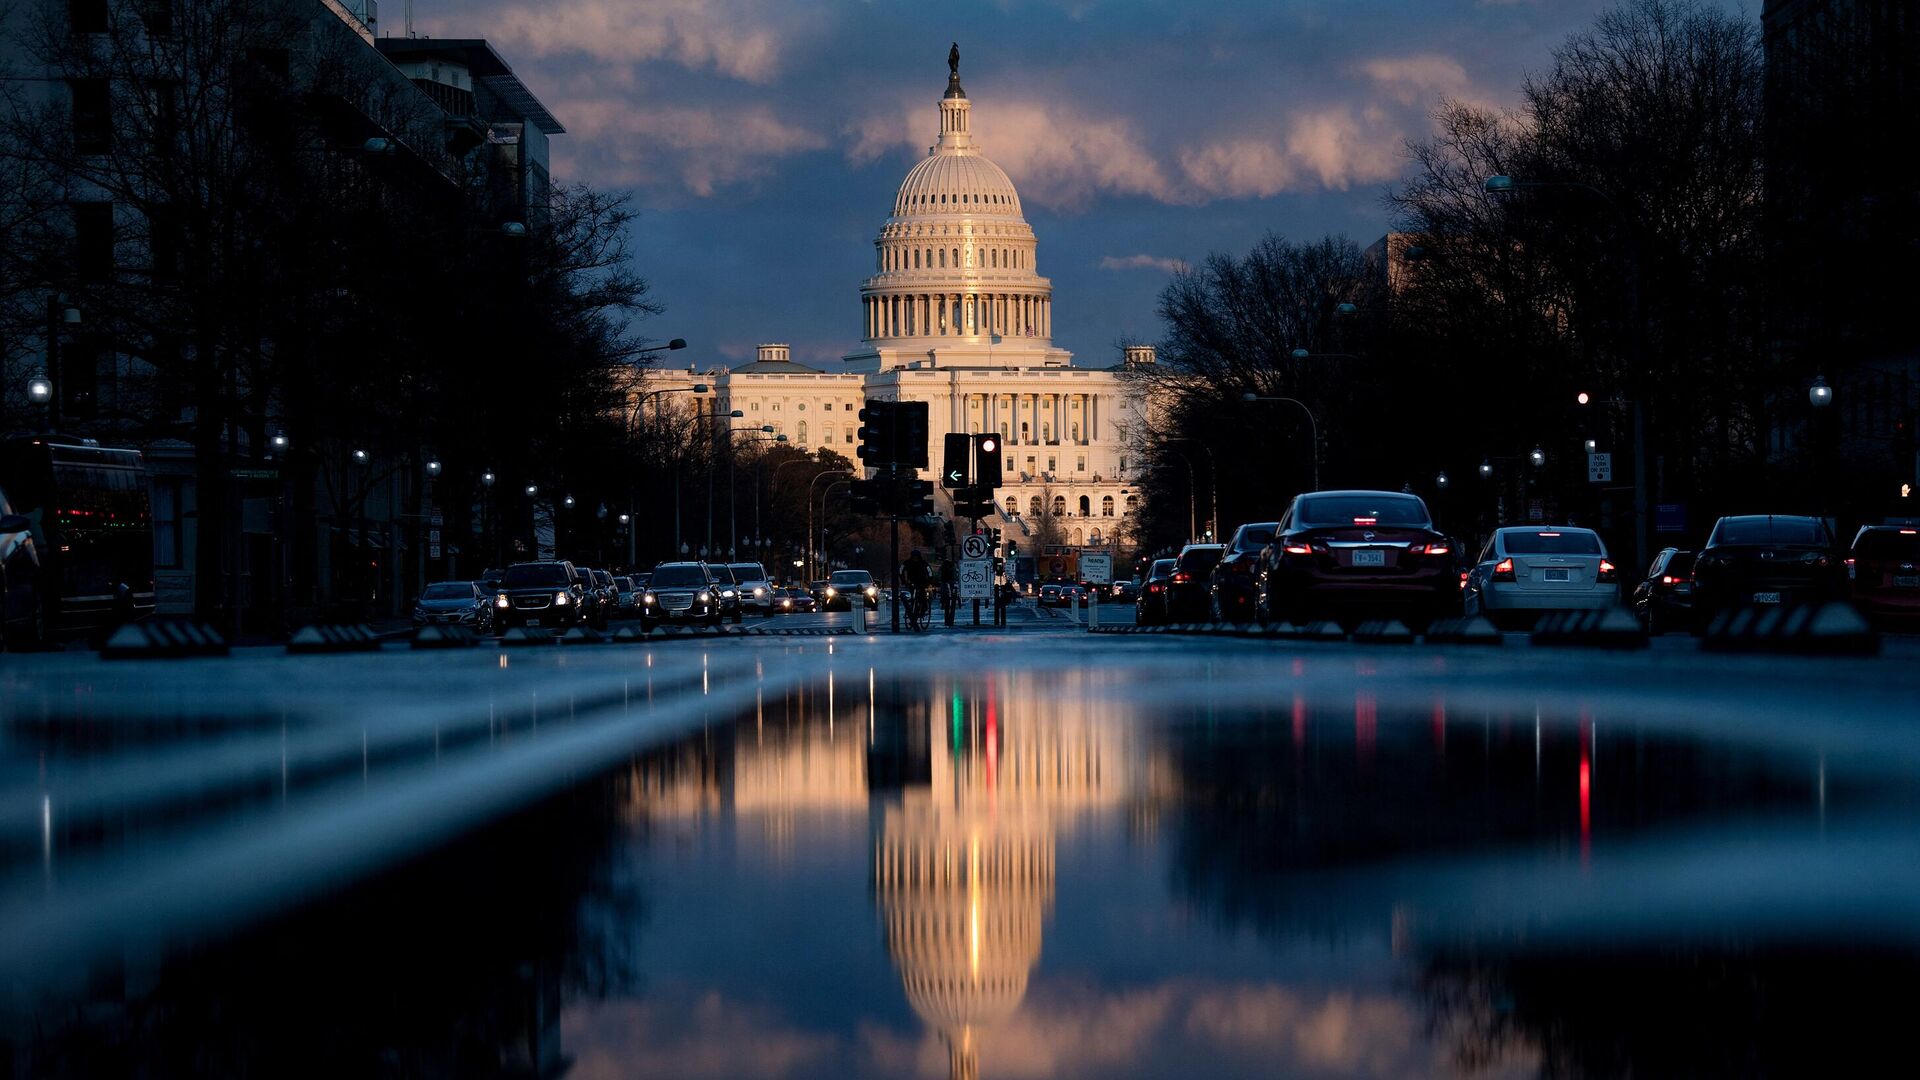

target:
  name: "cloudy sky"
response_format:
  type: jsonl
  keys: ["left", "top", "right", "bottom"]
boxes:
{"left": 415, "top": 0, "right": 1748, "bottom": 370}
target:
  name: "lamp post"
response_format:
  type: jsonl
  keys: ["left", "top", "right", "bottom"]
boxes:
{"left": 806, "top": 468, "right": 853, "bottom": 581}
{"left": 481, "top": 469, "right": 497, "bottom": 570}
{"left": 1810, "top": 375, "right": 1834, "bottom": 519}
{"left": 1241, "top": 392, "right": 1320, "bottom": 491}
{"left": 1157, "top": 447, "right": 1198, "bottom": 543}
{"left": 1485, "top": 174, "right": 1651, "bottom": 570}
{"left": 26, "top": 374, "right": 53, "bottom": 431}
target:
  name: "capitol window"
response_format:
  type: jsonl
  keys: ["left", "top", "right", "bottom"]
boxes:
{"left": 939, "top": 249, "right": 946, "bottom": 268}
{"left": 797, "top": 421, "right": 808, "bottom": 444}
{"left": 1052, "top": 495, "right": 1066, "bottom": 516}
{"left": 750, "top": 403, "right": 759, "bottom": 412}
{"left": 1030, "top": 496, "right": 1043, "bottom": 517}
{"left": 1102, "top": 496, "right": 1114, "bottom": 517}
{"left": 1126, "top": 495, "right": 1139, "bottom": 513}
{"left": 914, "top": 250, "right": 920, "bottom": 268}
{"left": 797, "top": 403, "right": 805, "bottom": 411}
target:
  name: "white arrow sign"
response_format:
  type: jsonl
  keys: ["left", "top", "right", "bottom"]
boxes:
{"left": 946, "top": 468, "right": 965, "bottom": 484}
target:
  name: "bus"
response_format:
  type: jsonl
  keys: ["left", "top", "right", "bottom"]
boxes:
{"left": 0, "top": 436, "right": 155, "bottom": 645}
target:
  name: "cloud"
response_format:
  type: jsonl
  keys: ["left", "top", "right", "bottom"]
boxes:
{"left": 427, "top": 0, "right": 810, "bottom": 84}
{"left": 1359, "top": 53, "right": 1475, "bottom": 106}
{"left": 560, "top": 100, "right": 828, "bottom": 195}
{"left": 1099, "top": 254, "right": 1188, "bottom": 273}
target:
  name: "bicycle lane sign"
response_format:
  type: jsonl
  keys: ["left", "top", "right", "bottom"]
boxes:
{"left": 958, "top": 559, "right": 993, "bottom": 600}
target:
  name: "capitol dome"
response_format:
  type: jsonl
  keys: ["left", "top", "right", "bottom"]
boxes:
{"left": 854, "top": 51, "right": 1058, "bottom": 359}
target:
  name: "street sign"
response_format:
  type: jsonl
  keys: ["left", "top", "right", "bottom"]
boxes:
{"left": 1587, "top": 451, "right": 1613, "bottom": 483}
{"left": 961, "top": 534, "right": 992, "bottom": 560}
{"left": 1081, "top": 552, "right": 1113, "bottom": 584}
{"left": 1655, "top": 503, "right": 1688, "bottom": 534}
{"left": 228, "top": 468, "right": 278, "bottom": 480}
{"left": 958, "top": 558, "right": 993, "bottom": 599}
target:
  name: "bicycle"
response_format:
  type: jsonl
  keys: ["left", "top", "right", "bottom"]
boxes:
{"left": 902, "top": 584, "right": 934, "bottom": 632}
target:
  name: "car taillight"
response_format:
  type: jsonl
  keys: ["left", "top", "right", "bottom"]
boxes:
{"left": 1493, "top": 558, "right": 1515, "bottom": 581}
{"left": 1410, "top": 543, "right": 1450, "bottom": 556}
{"left": 1598, "top": 559, "right": 1617, "bottom": 582}
{"left": 1147, "top": 583, "right": 1164, "bottom": 593}
{"left": 1459, "top": 571, "right": 1469, "bottom": 590}
{"left": 1172, "top": 572, "right": 1190, "bottom": 583}
{"left": 1283, "top": 543, "right": 1312, "bottom": 555}
{"left": 1660, "top": 574, "right": 1690, "bottom": 586}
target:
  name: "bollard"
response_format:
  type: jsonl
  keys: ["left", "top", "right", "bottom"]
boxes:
{"left": 1067, "top": 596, "right": 1080, "bottom": 625}
{"left": 1088, "top": 593, "right": 1100, "bottom": 629}
{"left": 853, "top": 597, "right": 868, "bottom": 633}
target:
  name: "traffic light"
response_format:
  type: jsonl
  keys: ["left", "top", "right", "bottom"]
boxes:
{"left": 857, "top": 402, "right": 897, "bottom": 465}
{"left": 896, "top": 400, "right": 930, "bottom": 468}
{"left": 849, "top": 477, "right": 884, "bottom": 515}
{"left": 973, "top": 433, "right": 1003, "bottom": 489}
{"left": 941, "top": 432, "right": 971, "bottom": 489}
{"left": 904, "top": 478, "right": 934, "bottom": 517}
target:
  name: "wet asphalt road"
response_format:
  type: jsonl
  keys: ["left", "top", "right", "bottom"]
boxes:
{"left": 4, "top": 616, "right": 1920, "bottom": 1077}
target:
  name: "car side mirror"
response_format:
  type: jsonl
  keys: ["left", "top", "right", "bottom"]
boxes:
{"left": 0, "top": 514, "right": 30, "bottom": 534}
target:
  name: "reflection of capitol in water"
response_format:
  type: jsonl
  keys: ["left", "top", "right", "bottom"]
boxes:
{"left": 619, "top": 669, "right": 1153, "bottom": 1080}
{"left": 874, "top": 670, "right": 1144, "bottom": 1080}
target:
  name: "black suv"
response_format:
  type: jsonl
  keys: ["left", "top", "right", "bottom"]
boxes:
{"left": 642, "top": 562, "right": 723, "bottom": 629}
{"left": 494, "top": 560, "right": 589, "bottom": 631}
{"left": 1210, "top": 522, "right": 1278, "bottom": 623}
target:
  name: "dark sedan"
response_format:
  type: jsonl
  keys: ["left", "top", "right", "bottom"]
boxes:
{"left": 1135, "top": 558, "right": 1176, "bottom": 626}
{"left": 1847, "top": 524, "right": 1920, "bottom": 628}
{"left": 1692, "top": 515, "right": 1846, "bottom": 624}
{"left": 412, "top": 580, "right": 495, "bottom": 634}
{"left": 1209, "top": 522, "right": 1277, "bottom": 623}
{"left": 1629, "top": 548, "right": 1696, "bottom": 635}
{"left": 1254, "top": 490, "right": 1458, "bottom": 629}
{"left": 1165, "top": 544, "right": 1225, "bottom": 623}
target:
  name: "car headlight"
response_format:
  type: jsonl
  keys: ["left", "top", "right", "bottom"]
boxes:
{"left": 865, "top": 585, "right": 878, "bottom": 596}
{"left": 698, "top": 590, "right": 712, "bottom": 602}
{"left": 722, "top": 589, "right": 736, "bottom": 598}
{"left": 754, "top": 587, "right": 765, "bottom": 597}
{"left": 643, "top": 592, "right": 656, "bottom": 605}
{"left": 495, "top": 594, "right": 509, "bottom": 608}
{"left": 554, "top": 591, "right": 571, "bottom": 606}
{"left": 825, "top": 587, "right": 837, "bottom": 597}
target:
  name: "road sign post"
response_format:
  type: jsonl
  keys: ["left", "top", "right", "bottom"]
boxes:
{"left": 1588, "top": 452, "right": 1614, "bottom": 483}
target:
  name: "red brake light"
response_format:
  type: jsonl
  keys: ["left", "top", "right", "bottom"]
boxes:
{"left": 1353, "top": 517, "right": 1377, "bottom": 526}
{"left": 1414, "top": 543, "right": 1450, "bottom": 556}
{"left": 1283, "top": 543, "right": 1312, "bottom": 555}
{"left": 1902, "top": 530, "right": 1918, "bottom": 536}
{"left": 1172, "top": 571, "right": 1190, "bottom": 583}
{"left": 1494, "top": 557, "right": 1515, "bottom": 581}
{"left": 1598, "top": 559, "right": 1617, "bottom": 581}
{"left": 1538, "top": 531, "right": 1561, "bottom": 537}
{"left": 1660, "top": 574, "right": 1690, "bottom": 585}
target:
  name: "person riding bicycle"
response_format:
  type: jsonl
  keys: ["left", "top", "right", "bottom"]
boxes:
{"left": 903, "top": 549, "right": 933, "bottom": 592}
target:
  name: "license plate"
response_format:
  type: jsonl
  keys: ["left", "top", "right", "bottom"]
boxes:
{"left": 527, "top": 618, "right": 542, "bottom": 627}
{"left": 1753, "top": 592, "right": 1781, "bottom": 604}
{"left": 1543, "top": 568, "right": 1571, "bottom": 582}
{"left": 1896, "top": 576, "right": 1920, "bottom": 588}
{"left": 1352, "top": 550, "right": 1386, "bottom": 567}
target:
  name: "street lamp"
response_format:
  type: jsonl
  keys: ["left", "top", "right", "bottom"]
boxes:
{"left": 425, "top": 459, "right": 442, "bottom": 478}
{"left": 1240, "top": 392, "right": 1320, "bottom": 491}
{"left": 1809, "top": 375, "right": 1833, "bottom": 409}
{"left": 563, "top": 494, "right": 576, "bottom": 508}
{"left": 525, "top": 484, "right": 538, "bottom": 497}
{"left": 481, "top": 470, "right": 496, "bottom": 488}
{"left": 1529, "top": 446, "right": 1546, "bottom": 468}
{"left": 1479, "top": 459, "right": 1493, "bottom": 479}
{"left": 271, "top": 432, "right": 290, "bottom": 453}
{"left": 26, "top": 375, "right": 52, "bottom": 405}
{"left": 1436, "top": 471, "right": 1449, "bottom": 490}
{"left": 1584, "top": 438, "right": 1598, "bottom": 454}
{"left": 352, "top": 449, "right": 370, "bottom": 466}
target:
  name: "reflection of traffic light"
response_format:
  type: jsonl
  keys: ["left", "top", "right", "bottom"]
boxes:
{"left": 973, "top": 433, "right": 1003, "bottom": 488}
{"left": 857, "top": 402, "right": 897, "bottom": 464}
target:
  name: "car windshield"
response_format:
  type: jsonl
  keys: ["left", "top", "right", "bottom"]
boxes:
{"left": 1296, "top": 494, "right": 1430, "bottom": 527}
{"left": 1233, "top": 526, "right": 1277, "bottom": 552}
{"left": 1502, "top": 530, "right": 1604, "bottom": 555}
{"left": 1854, "top": 530, "right": 1920, "bottom": 560}
{"left": 1712, "top": 517, "right": 1826, "bottom": 546}
{"left": 1177, "top": 547, "right": 1224, "bottom": 573}
{"left": 709, "top": 565, "right": 737, "bottom": 585}
{"left": 501, "top": 564, "right": 569, "bottom": 588}
{"left": 1665, "top": 553, "right": 1696, "bottom": 576}
{"left": 650, "top": 565, "right": 708, "bottom": 588}
{"left": 1147, "top": 559, "right": 1176, "bottom": 580}
{"left": 830, "top": 571, "right": 872, "bottom": 586}
{"left": 422, "top": 583, "right": 473, "bottom": 601}
{"left": 730, "top": 564, "right": 766, "bottom": 580}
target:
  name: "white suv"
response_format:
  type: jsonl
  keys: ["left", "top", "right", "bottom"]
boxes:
{"left": 729, "top": 562, "right": 775, "bottom": 614}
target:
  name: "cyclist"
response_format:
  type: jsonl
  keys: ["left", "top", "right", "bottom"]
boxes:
{"left": 902, "top": 549, "right": 934, "bottom": 629}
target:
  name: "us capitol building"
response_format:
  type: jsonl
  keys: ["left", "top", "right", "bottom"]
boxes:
{"left": 646, "top": 50, "right": 1156, "bottom": 546}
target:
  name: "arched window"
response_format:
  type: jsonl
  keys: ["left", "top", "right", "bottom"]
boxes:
{"left": 1126, "top": 495, "right": 1139, "bottom": 513}
{"left": 1020, "top": 422, "right": 1029, "bottom": 441}
{"left": 1042, "top": 424, "right": 1052, "bottom": 442}
{"left": 1071, "top": 423, "right": 1080, "bottom": 442}
{"left": 990, "top": 249, "right": 997, "bottom": 268}
{"left": 1078, "top": 495, "right": 1091, "bottom": 517}
{"left": 1006, "top": 496, "right": 1018, "bottom": 515}
{"left": 999, "top": 423, "right": 1009, "bottom": 442}
{"left": 913, "top": 249, "right": 920, "bottom": 268}
{"left": 938, "top": 249, "right": 946, "bottom": 268}
{"left": 796, "top": 421, "right": 808, "bottom": 445}
{"left": 1072, "top": 528, "right": 1083, "bottom": 545}
{"left": 1030, "top": 496, "right": 1043, "bottom": 517}
{"left": 1101, "top": 496, "right": 1115, "bottom": 517}
{"left": 1052, "top": 495, "right": 1066, "bottom": 516}
{"left": 951, "top": 248, "right": 959, "bottom": 267}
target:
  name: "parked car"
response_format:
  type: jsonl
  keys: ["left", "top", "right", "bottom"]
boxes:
{"left": 1166, "top": 544, "right": 1226, "bottom": 623}
{"left": 493, "top": 560, "right": 588, "bottom": 632}
{"left": 1255, "top": 490, "right": 1458, "bottom": 629}
{"left": 823, "top": 569, "right": 878, "bottom": 611}
{"left": 1135, "top": 558, "right": 1176, "bottom": 626}
{"left": 1847, "top": 524, "right": 1920, "bottom": 627}
{"left": 413, "top": 580, "right": 495, "bottom": 634}
{"left": 730, "top": 562, "right": 775, "bottom": 614}
{"left": 1462, "top": 526, "right": 1620, "bottom": 628}
{"left": 1692, "top": 515, "right": 1846, "bottom": 624}
{"left": 1630, "top": 548, "right": 1696, "bottom": 635}
{"left": 1210, "top": 522, "right": 1278, "bottom": 623}
{"left": 641, "top": 562, "right": 723, "bottom": 629}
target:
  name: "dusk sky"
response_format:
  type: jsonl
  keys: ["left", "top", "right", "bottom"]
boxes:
{"left": 417, "top": 0, "right": 1751, "bottom": 371}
